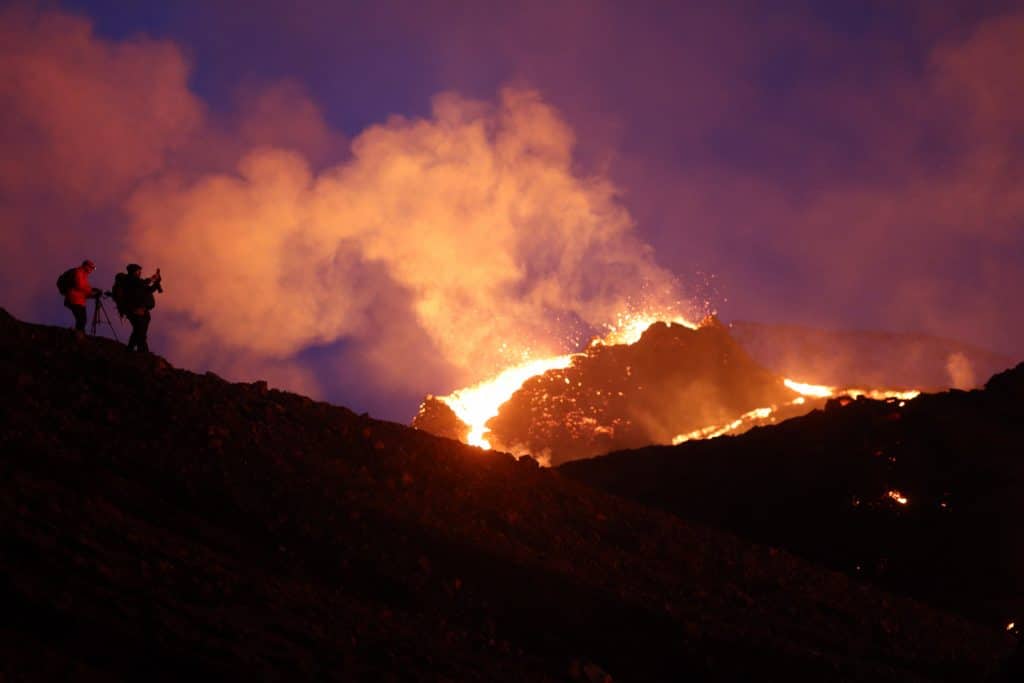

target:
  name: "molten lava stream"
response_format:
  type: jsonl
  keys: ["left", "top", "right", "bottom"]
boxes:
{"left": 437, "top": 313, "right": 698, "bottom": 450}
{"left": 440, "top": 356, "right": 574, "bottom": 449}
{"left": 784, "top": 377, "right": 921, "bottom": 401}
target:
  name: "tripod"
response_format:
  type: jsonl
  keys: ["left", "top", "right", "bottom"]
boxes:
{"left": 89, "top": 294, "right": 120, "bottom": 341}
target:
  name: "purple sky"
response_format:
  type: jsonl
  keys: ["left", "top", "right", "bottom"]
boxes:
{"left": 4, "top": 1, "right": 1023, "bottom": 419}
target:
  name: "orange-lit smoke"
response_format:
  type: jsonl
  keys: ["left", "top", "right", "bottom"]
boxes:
{"left": 127, "top": 88, "right": 695, "bottom": 394}
{"left": 945, "top": 352, "right": 976, "bottom": 389}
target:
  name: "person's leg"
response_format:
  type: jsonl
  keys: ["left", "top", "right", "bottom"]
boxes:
{"left": 65, "top": 302, "right": 86, "bottom": 331}
{"left": 127, "top": 314, "right": 141, "bottom": 351}
{"left": 137, "top": 312, "right": 151, "bottom": 352}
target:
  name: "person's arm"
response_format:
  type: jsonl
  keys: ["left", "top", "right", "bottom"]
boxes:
{"left": 75, "top": 269, "right": 90, "bottom": 298}
{"left": 76, "top": 269, "right": 101, "bottom": 299}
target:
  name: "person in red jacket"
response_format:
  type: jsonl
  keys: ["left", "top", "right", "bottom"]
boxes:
{"left": 64, "top": 259, "right": 100, "bottom": 334}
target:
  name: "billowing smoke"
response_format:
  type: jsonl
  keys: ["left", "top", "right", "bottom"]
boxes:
{"left": 129, "top": 89, "right": 686, "bottom": 386}
{"left": 1, "top": 6, "right": 691, "bottom": 416}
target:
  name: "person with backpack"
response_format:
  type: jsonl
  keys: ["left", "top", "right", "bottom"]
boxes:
{"left": 58, "top": 260, "right": 101, "bottom": 336}
{"left": 112, "top": 263, "right": 162, "bottom": 352}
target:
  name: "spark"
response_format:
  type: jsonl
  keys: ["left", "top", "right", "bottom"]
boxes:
{"left": 887, "top": 490, "right": 909, "bottom": 505}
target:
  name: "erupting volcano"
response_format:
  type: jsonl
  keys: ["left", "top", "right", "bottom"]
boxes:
{"left": 413, "top": 315, "right": 923, "bottom": 465}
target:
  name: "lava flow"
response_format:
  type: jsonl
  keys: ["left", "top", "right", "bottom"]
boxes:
{"left": 672, "top": 380, "right": 922, "bottom": 445}
{"left": 784, "top": 378, "right": 921, "bottom": 402}
{"left": 414, "top": 315, "right": 925, "bottom": 464}
{"left": 431, "top": 312, "right": 698, "bottom": 449}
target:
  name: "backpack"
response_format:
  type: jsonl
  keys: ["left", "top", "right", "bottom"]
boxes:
{"left": 56, "top": 268, "right": 76, "bottom": 296}
{"left": 111, "top": 273, "right": 128, "bottom": 315}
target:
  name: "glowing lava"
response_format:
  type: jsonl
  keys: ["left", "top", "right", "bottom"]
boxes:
{"left": 593, "top": 311, "right": 697, "bottom": 347}
{"left": 672, "top": 405, "right": 776, "bottom": 445}
{"left": 670, "top": 376, "right": 923, "bottom": 447}
{"left": 783, "top": 378, "right": 835, "bottom": 397}
{"left": 437, "top": 313, "right": 697, "bottom": 449}
{"left": 434, "top": 316, "right": 923, "bottom": 454}
{"left": 785, "top": 378, "right": 921, "bottom": 402}
{"left": 440, "top": 355, "right": 574, "bottom": 448}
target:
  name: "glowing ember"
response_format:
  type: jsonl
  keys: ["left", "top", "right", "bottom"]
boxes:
{"left": 888, "top": 490, "right": 909, "bottom": 505}
{"left": 846, "top": 388, "right": 921, "bottom": 401}
{"left": 1008, "top": 621, "right": 1016, "bottom": 631}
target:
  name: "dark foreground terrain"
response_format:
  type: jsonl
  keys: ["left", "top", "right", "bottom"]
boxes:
{"left": 0, "top": 309, "right": 1018, "bottom": 680}
{"left": 561, "top": 364, "right": 1024, "bottom": 636}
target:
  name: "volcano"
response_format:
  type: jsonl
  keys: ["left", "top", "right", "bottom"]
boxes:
{"left": 1, "top": 307, "right": 1018, "bottom": 680}
{"left": 488, "top": 319, "right": 799, "bottom": 464}
{"left": 417, "top": 318, "right": 829, "bottom": 465}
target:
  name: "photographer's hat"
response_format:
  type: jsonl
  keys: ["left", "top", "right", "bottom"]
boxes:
{"left": 126, "top": 263, "right": 142, "bottom": 273}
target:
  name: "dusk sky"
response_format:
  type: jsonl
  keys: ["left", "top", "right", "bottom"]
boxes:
{"left": 3, "top": 1, "right": 1022, "bottom": 420}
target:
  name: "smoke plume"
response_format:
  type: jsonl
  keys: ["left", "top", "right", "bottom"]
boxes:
{"left": 128, "top": 88, "right": 688, "bottom": 393}
{"left": 945, "top": 352, "right": 976, "bottom": 389}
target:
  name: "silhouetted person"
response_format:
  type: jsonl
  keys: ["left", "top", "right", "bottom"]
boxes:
{"left": 61, "top": 259, "right": 100, "bottom": 336}
{"left": 115, "top": 263, "right": 162, "bottom": 352}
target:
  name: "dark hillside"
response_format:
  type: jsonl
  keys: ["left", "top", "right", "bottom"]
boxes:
{"left": 0, "top": 309, "right": 1016, "bottom": 680}
{"left": 561, "top": 366, "right": 1024, "bottom": 634}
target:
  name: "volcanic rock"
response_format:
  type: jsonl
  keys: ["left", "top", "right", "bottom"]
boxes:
{"left": 485, "top": 319, "right": 796, "bottom": 465}
{"left": 561, "top": 362, "right": 1024, "bottom": 633}
{"left": 412, "top": 394, "right": 470, "bottom": 442}
{"left": 0, "top": 308, "right": 1016, "bottom": 680}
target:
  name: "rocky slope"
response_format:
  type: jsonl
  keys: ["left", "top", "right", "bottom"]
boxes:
{"left": 561, "top": 363, "right": 1024, "bottom": 640}
{"left": 0, "top": 308, "right": 1017, "bottom": 680}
